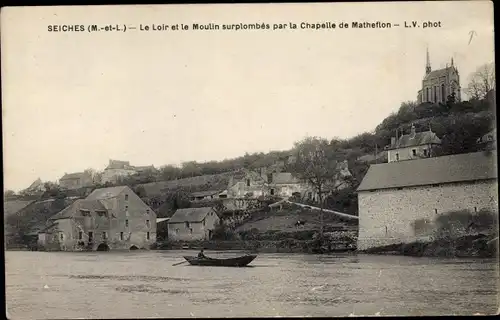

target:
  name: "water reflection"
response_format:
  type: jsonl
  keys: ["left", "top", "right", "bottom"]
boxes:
{"left": 5, "top": 250, "right": 499, "bottom": 318}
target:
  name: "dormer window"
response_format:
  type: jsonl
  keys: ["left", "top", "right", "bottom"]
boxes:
{"left": 96, "top": 210, "right": 107, "bottom": 217}
{"left": 80, "top": 209, "right": 91, "bottom": 216}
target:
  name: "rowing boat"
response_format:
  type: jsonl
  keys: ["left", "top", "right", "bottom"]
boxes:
{"left": 183, "top": 254, "right": 257, "bottom": 267}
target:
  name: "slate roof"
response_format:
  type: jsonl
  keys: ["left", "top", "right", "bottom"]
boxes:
{"left": 424, "top": 66, "right": 456, "bottom": 81}
{"left": 168, "top": 207, "right": 215, "bottom": 223}
{"left": 85, "top": 186, "right": 128, "bottom": 200}
{"left": 27, "top": 178, "right": 43, "bottom": 190}
{"left": 60, "top": 172, "right": 87, "bottom": 180}
{"left": 49, "top": 199, "right": 108, "bottom": 220}
{"left": 357, "top": 150, "right": 497, "bottom": 192}
{"left": 388, "top": 130, "right": 441, "bottom": 150}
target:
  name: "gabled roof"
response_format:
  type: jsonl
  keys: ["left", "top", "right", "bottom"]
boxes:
{"left": 191, "top": 190, "right": 222, "bottom": 198}
{"left": 106, "top": 160, "right": 131, "bottom": 170}
{"left": 271, "top": 172, "right": 299, "bottom": 184}
{"left": 424, "top": 66, "right": 457, "bottom": 81}
{"left": 60, "top": 172, "right": 88, "bottom": 180}
{"left": 85, "top": 186, "right": 128, "bottom": 200}
{"left": 388, "top": 130, "right": 441, "bottom": 150}
{"left": 168, "top": 207, "right": 216, "bottom": 223}
{"left": 49, "top": 199, "right": 108, "bottom": 220}
{"left": 357, "top": 150, "right": 497, "bottom": 192}
{"left": 27, "top": 178, "right": 43, "bottom": 190}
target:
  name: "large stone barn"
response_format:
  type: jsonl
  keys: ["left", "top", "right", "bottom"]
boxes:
{"left": 357, "top": 150, "right": 498, "bottom": 250}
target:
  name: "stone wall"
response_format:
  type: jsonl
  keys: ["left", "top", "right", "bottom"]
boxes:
{"left": 357, "top": 179, "right": 498, "bottom": 250}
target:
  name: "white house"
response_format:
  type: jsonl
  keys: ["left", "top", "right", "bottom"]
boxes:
{"left": 357, "top": 150, "right": 498, "bottom": 250}
{"left": 167, "top": 207, "right": 220, "bottom": 241}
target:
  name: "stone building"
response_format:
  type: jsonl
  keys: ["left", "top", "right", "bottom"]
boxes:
{"left": 59, "top": 172, "right": 93, "bottom": 190}
{"left": 37, "top": 185, "right": 157, "bottom": 251}
{"left": 226, "top": 169, "right": 270, "bottom": 198}
{"left": 357, "top": 150, "right": 498, "bottom": 250}
{"left": 21, "top": 178, "right": 46, "bottom": 195}
{"left": 101, "top": 159, "right": 156, "bottom": 184}
{"left": 417, "top": 49, "right": 461, "bottom": 104}
{"left": 167, "top": 207, "right": 220, "bottom": 241}
{"left": 386, "top": 124, "right": 442, "bottom": 162}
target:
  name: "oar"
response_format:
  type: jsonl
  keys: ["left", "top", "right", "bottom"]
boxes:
{"left": 172, "top": 260, "right": 188, "bottom": 266}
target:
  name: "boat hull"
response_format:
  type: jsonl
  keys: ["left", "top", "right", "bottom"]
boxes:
{"left": 183, "top": 254, "right": 257, "bottom": 267}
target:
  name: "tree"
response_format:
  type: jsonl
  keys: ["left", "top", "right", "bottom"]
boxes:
{"left": 288, "top": 137, "right": 344, "bottom": 237}
{"left": 465, "top": 62, "right": 496, "bottom": 100}
{"left": 4, "top": 190, "right": 16, "bottom": 198}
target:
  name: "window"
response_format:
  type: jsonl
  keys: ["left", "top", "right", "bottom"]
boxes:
{"left": 96, "top": 210, "right": 107, "bottom": 217}
{"left": 120, "top": 232, "right": 124, "bottom": 240}
{"left": 60, "top": 233, "right": 64, "bottom": 240}
{"left": 441, "top": 84, "right": 445, "bottom": 103}
{"left": 395, "top": 153, "right": 399, "bottom": 161}
{"left": 88, "top": 231, "right": 93, "bottom": 242}
{"left": 246, "top": 179, "right": 250, "bottom": 187}
{"left": 474, "top": 207, "right": 477, "bottom": 213}
{"left": 80, "top": 209, "right": 90, "bottom": 216}
{"left": 270, "top": 188, "right": 275, "bottom": 195}
{"left": 434, "top": 209, "right": 438, "bottom": 214}
{"left": 412, "top": 149, "right": 417, "bottom": 156}
{"left": 189, "top": 228, "right": 193, "bottom": 234}
{"left": 175, "top": 228, "right": 179, "bottom": 234}
{"left": 146, "top": 209, "right": 150, "bottom": 215}
{"left": 125, "top": 205, "right": 128, "bottom": 210}
{"left": 147, "top": 232, "right": 150, "bottom": 240}
{"left": 125, "top": 220, "right": 129, "bottom": 227}
{"left": 79, "top": 231, "right": 83, "bottom": 240}
{"left": 203, "top": 220, "right": 206, "bottom": 226}
{"left": 146, "top": 220, "right": 150, "bottom": 228}
{"left": 102, "top": 232, "right": 107, "bottom": 240}
{"left": 125, "top": 194, "right": 129, "bottom": 201}
{"left": 423, "top": 149, "right": 428, "bottom": 157}
{"left": 185, "top": 221, "right": 190, "bottom": 228}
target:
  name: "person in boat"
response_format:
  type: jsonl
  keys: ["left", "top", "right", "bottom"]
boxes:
{"left": 198, "top": 249, "right": 207, "bottom": 259}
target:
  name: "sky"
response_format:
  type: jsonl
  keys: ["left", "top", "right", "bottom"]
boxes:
{"left": 2, "top": 2, "right": 495, "bottom": 192}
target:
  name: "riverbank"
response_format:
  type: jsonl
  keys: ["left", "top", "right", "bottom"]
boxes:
{"left": 360, "top": 234, "right": 499, "bottom": 258}
{"left": 153, "top": 238, "right": 356, "bottom": 254}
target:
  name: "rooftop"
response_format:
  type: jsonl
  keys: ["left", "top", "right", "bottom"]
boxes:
{"left": 60, "top": 172, "right": 88, "bottom": 180}
{"left": 357, "top": 150, "right": 497, "bottom": 192}
{"left": 85, "top": 186, "right": 129, "bottom": 200}
{"left": 168, "top": 207, "right": 216, "bottom": 223}
{"left": 388, "top": 129, "right": 441, "bottom": 150}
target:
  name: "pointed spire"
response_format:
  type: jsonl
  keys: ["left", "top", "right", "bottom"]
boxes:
{"left": 426, "top": 47, "right": 431, "bottom": 74}
{"left": 451, "top": 57, "right": 454, "bottom": 67}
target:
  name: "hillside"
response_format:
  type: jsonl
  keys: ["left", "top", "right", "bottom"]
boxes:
{"left": 4, "top": 200, "right": 35, "bottom": 218}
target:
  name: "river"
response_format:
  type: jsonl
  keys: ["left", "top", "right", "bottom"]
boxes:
{"left": 5, "top": 250, "right": 499, "bottom": 318}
